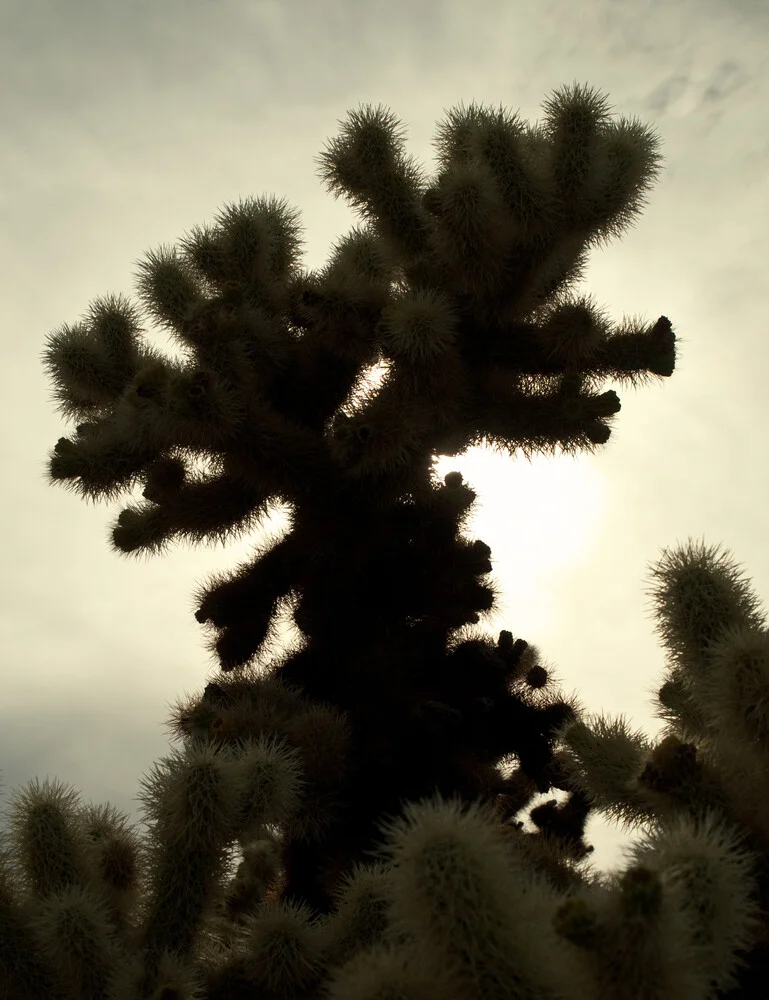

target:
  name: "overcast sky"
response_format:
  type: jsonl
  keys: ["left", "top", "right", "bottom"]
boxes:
{"left": 2, "top": 0, "right": 767, "bottom": 879}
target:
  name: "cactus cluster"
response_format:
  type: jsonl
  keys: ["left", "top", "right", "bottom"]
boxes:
{"left": 2, "top": 83, "right": 762, "bottom": 997}
{"left": 4, "top": 540, "right": 768, "bottom": 998}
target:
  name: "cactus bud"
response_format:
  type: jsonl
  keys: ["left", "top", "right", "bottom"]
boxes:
{"left": 379, "top": 288, "right": 459, "bottom": 363}
{"left": 553, "top": 897, "right": 602, "bottom": 949}
{"left": 618, "top": 865, "right": 663, "bottom": 921}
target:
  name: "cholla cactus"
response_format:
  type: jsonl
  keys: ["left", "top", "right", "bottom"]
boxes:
{"left": 25, "top": 83, "right": 769, "bottom": 997}
{"left": 3, "top": 567, "right": 768, "bottom": 999}
{"left": 320, "top": 540, "right": 769, "bottom": 1000}
{"left": 0, "top": 689, "right": 308, "bottom": 998}
{"left": 553, "top": 539, "right": 769, "bottom": 996}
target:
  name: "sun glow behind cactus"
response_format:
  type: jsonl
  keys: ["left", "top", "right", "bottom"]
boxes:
{"left": 433, "top": 448, "right": 606, "bottom": 636}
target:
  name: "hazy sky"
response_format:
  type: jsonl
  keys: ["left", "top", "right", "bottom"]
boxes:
{"left": 2, "top": 0, "right": 768, "bottom": 878}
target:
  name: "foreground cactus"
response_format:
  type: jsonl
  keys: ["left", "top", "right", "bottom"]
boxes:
{"left": 3, "top": 84, "right": 761, "bottom": 997}
{"left": 3, "top": 541, "right": 768, "bottom": 998}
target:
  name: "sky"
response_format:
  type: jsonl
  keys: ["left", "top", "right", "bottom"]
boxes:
{"left": 2, "top": 0, "right": 768, "bottom": 882}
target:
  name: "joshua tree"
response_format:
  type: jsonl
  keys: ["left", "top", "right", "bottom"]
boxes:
{"left": 8, "top": 83, "right": 763, "bottom": 998}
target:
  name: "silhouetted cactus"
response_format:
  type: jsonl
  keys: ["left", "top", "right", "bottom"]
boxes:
{"left": 4, "top": 83, "right": 761, "bottom": 997}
